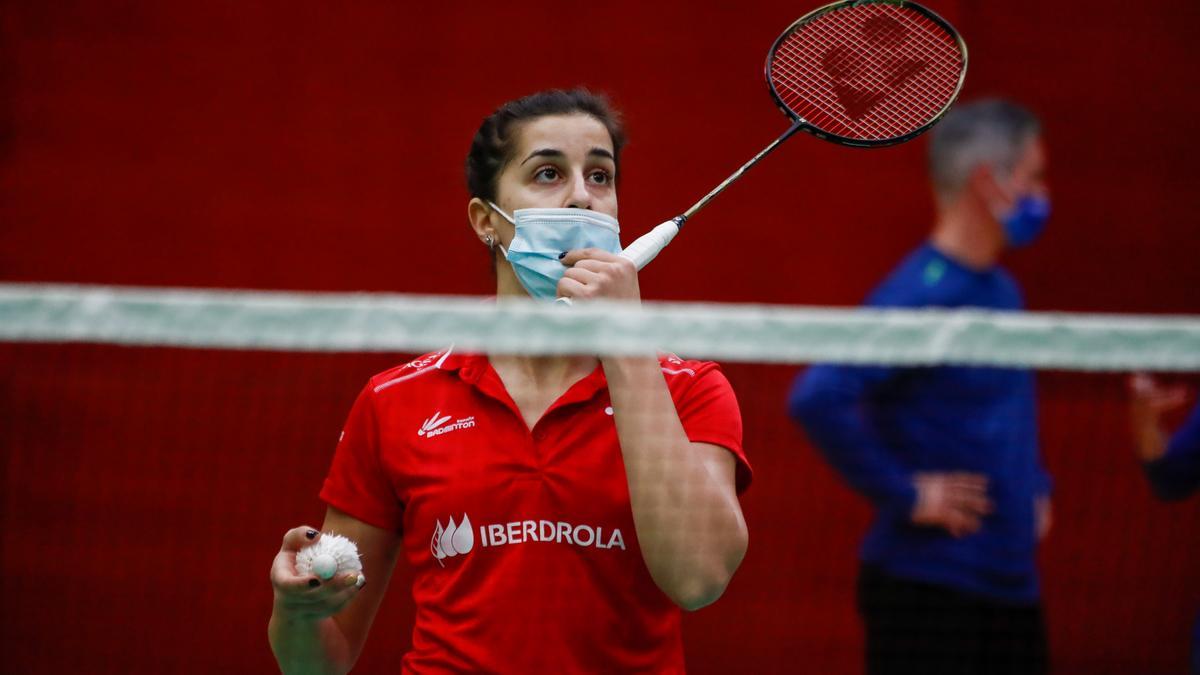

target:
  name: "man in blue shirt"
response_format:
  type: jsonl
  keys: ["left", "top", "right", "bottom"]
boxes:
{"left": 789, "top": 100, "right": 1053, "bottom": 675}
{"left": 1129, "top": 373, "right": 1200, "bottom": 673}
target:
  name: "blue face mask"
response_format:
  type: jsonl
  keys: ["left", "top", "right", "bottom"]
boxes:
{"left": 488, "top": 203, "right": 622, "bottom": 301}
{"left": 1002, "top": 195, "right": 1051, "bottom": 247}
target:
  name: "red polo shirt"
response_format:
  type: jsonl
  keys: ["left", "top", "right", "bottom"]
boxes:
{"left": 320, "top": 348, "right": 750, "bottom": 674}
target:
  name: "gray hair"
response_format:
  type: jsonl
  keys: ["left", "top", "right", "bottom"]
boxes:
{"left": 928, "top": 99, "right": 1041, "bottom": 199}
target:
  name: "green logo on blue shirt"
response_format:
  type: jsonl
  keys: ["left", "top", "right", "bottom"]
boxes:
{"left": 923, "top": 259, "right": 947, "bottom": 286}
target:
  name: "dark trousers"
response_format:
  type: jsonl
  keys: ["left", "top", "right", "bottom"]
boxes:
{"left": 857, "top": 564, "right": 1049, "bottom": 675}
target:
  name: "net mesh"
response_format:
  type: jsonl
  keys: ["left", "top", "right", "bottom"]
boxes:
{"left": 2, "top": 284, "right": 1199, "bottom": 674}
{"left": 771, "top": 2, "right": 964, "bottom": 141}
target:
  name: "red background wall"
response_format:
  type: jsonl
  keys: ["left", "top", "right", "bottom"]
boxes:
{"left": 2, "top": 1, "right": 1198, "bottom": 673}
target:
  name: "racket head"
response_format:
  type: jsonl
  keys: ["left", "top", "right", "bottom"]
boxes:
{"left": 765, "top": 0, "right": 968, "bottom": 147}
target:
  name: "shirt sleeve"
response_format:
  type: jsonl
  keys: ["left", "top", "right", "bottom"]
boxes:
{"left": 788, "top": 363, "right": 918, "bottom": 519}
{"left": 319, "top": 383, "right": 405, "bottom": 532}
{"left": 1143, "top": 401, "right": 1200, "bottom": 501}
{"left": 673, "top": 365, "right": 752, "bottom": 494}
{"left": 1029, "top": 387, "right": 1053, "bottom": 497}
{"left": 784, "top": 257, "right": 928, "bottom": 518}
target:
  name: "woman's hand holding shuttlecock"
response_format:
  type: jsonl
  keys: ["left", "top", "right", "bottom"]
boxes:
{"left": 270, "top": 526, "right": 367, "bottom": 621}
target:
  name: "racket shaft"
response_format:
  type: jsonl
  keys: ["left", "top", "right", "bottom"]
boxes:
{"left": 620, "top": 219, "right": 681, "bottom": 270}
{"left": 629, "top": 120, "right": 803, "bottom": 271}
{"left": 682, "top": 119, "right": 805, "bottom": 220}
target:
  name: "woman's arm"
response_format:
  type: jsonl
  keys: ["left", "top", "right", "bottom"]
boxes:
{"left": 602, "top": 354, "right": 748, "bottom": 611}
{"left": 269, "top": 507, "right": 403, "bottom": 674}
{"left": 557, "top": 249, "right": 747, "bottom": 610}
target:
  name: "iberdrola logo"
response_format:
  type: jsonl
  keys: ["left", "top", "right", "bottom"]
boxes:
{"left": 429, "top": 512, "right": 626, "bottom": 569}
{"left": 431, "top": 514, "right": 474, "bottom": 567}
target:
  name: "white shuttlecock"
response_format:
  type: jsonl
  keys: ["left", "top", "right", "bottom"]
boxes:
{"left": 296, "top": 532, "right": 363, "bottom": 581}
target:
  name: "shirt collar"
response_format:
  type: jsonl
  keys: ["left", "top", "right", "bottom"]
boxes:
{"left": 443, "top": 351, "right": 609, "bottom": 411}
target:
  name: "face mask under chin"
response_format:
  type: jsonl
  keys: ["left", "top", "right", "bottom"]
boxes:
{"left": 488, "top": 202, "right": 623, "bottom": 301}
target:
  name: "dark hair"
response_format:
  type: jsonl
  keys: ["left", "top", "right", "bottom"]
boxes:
{"left": 465, "top": 88, "right": 627, "bottom": 202}
{"left": 928, "top": 98, "right": 1041, "bottom": 198}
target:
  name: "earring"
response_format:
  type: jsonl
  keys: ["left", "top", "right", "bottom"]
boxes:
{"left": 484, "top": 234, "right": 494, "bottom": 249}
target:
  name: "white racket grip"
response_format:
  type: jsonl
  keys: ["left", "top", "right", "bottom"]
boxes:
{"left": 620, "top": 219, "right": 680, "bottom": 270}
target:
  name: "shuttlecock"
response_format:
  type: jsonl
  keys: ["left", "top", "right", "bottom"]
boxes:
{"left": 296, "top": 532, "right": 363, "bottom": 581}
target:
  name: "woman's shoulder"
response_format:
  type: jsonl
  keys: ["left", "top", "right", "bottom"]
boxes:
{"left": 367, "top": 347, "right": 463, "bottom": 396}
{"left": 657, "top": 353, "right": 726, "bottom": 385}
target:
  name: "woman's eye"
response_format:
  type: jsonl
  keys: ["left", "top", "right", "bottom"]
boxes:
{"left": 589, "top": 170, "right": 611, "bottom": 185}
{"left": 535, "top": 167, "right": 560, "bottom": 182}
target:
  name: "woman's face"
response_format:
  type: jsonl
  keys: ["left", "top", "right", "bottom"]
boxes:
{"left": 491, "top": 113, "right": 618, "bottom": 236}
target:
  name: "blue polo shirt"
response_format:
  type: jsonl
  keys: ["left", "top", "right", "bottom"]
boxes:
{"left": 789, "top": 243, "right": 1051, "bottom": 603}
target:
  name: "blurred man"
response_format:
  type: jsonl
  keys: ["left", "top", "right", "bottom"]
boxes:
{"left": 789, "top": 100, "right": 1053, "bottom": 675}
{"left": 1128, "top": 373, "right": 1200, "bottom": 674}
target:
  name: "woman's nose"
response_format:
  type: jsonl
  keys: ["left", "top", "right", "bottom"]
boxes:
{"left": 565, "top": 173, "right": 591, "bottom": 209}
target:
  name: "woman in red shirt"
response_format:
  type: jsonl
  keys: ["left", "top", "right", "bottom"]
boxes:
{"left": 268, "top": 89, "right": 751, "bottom": 674}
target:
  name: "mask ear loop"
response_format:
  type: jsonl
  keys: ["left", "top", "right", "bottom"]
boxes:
{"left": 485, "top": 202, "right": 514, "bottom": 259}
{"left": 487, "top": 201, "right": 517, "bottom": 225}
{"left": 484, "top": 234, "right": 509, "bottom": 259}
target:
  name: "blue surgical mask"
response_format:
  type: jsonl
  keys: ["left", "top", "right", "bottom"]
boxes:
{"left": 488, "top": 202, "right": 622, "bottom": 301}
{"left": 1002, "top": 195, "right": 1051, "bottom": 248}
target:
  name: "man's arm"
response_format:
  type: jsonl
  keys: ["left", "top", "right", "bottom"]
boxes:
{"left": 789, "top": 364, "right": 991, "bottom": 537}
{"left": 789, "top": 364, "right": 915, "bottom": 514}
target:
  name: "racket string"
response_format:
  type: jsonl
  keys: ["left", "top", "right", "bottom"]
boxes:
{"left": 779, "top": 18, "right": 957, "bottom": 138}
{"left": 769, "top": 3, "right": 963, "bottom": 141}
{"left": 774, "top": 43, "right": 922, "bottom": 140}
{"left": 780, "top": 13, "right": 959, "bottom": 137}
{"left": 774, "top": 41, "right": 907, "bottom": 138}
{"left": 818, "top": 8, "right": 961, "bottom": 116}
{"left": 805, "top": 5, "right": 961, "bottom": 125}
{"left": 810, "top": 11, "right": 959, "bottom": 111}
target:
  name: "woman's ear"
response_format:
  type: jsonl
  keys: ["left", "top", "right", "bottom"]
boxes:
{"left": 467, "top": 198, "right": 496, "bottom": 246}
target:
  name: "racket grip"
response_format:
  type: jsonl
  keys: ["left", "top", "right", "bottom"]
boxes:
{"left": 620, "top": 218, "right": 681, "bottom": 270}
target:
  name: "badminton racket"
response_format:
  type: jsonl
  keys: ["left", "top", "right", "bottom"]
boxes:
{"left": 620, "top": 0, "right": 968, "bottom": 270}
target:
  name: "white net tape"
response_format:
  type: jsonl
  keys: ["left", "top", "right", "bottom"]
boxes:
{"left": 2, "top": 283, "right": 1198, "bottom": 371}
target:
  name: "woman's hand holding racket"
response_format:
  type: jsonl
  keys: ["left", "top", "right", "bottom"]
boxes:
{"left": 557, "top": 249, "right": 641, "bottom": 304}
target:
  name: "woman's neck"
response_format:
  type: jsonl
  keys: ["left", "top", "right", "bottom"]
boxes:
{"left": 488, "top": 353, "right": 598, "bottom": 430}
{"left": 490, "top": 277, "right": 598, "bottom": 399}
{"left": 489, "top": 353, "right": 597, "bottom": 388}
